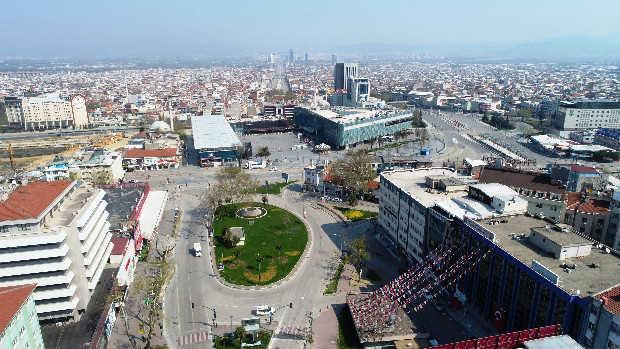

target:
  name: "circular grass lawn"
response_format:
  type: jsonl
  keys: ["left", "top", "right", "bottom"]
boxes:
{"left": 213, "top": 202, "right": 308, "bottom": 286}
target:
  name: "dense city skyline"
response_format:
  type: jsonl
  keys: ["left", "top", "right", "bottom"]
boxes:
{"left": 2, "top": 0, "right": 620, "bottom": 60}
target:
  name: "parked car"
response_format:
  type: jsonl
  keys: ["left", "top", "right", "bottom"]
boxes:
{"left": 332, "top": 197, "right": 342, "bottom": 202}
{"left": 269, "top": 167, "right": 278, "bottom": 171}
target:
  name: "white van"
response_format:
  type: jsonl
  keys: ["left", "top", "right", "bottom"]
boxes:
{"left": 256, "top": 305, "right": 274, "bottom": 316}
{"left": 194, "top": 243, "right": 202, "bottom": 257}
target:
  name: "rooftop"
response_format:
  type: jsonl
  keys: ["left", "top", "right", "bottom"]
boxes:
{"left": 382, "top": 168, "right": 468, "bottom": 207}
{"left": 309, "top": 108, "right": 403, "bottom": 124}
{"left": 0, "top": 284, "right": 36, "bottom": 334}
{"left": 124, "top": 148, "right": 177, "bottom": 159}
{"left": 49, "top": 185, "right": 100, "bottom": 226}
{"left": 191, "top": 115, "right": 242, "bottom": 150}
{"left": 110, "top": 237, "right": 130, "bottom": 255}
{"left": 0, "top": 180, "right": 74, "bottom": 222}
{"left": 479, "top": 168, "right": 566, "bottom": 196}
{"left": 347, "top": 293, "right": 423, "bottom": 344}
{"left": 475, "top": 215, "right": 620, "bottom": 296}
{"left": 595, "top": 284, "right": 620, "bottom": 317}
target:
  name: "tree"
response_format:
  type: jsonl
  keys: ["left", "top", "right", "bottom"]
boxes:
{"left": 285, "top": 90, "right": 295, "bottom": 101}
{"left": 275, "top": 244, "right": 283, "bottom": 258}
{"left": 233, "top": 248, "right": 241, "bottom": 265}
{"left": 419, "top": 128, "right": 428, "bottom": 147}
{"left": 348, "top": 195, "right": 359, "bottom": 207}
{"left": 256, "top": 255, "right": 264, "bottom": 282}
{"left": 223, "top": 229, "right": 241, "bottom": 248}
{"left": 262, "top": 196, "right": 268, "bottom": 208}
{"left": 207, "top": 166, "right": 259, "bottom": 212}
{"left": 92, "top": 169, "right": 113, "bottom": 185}
{"left": 330, "top": 149, "right": 375, "bottom": 201}
{"left": 349, "top": 236, "right": 371, "bottom": 281}
{"left": 411, "top": 110, "right": 424, "bottom": 127}
{"left": 518, "top": 108, "right": 533, "bottom": 121}
{"left": 256, "top": 146, "right": 271, "bottom": 159}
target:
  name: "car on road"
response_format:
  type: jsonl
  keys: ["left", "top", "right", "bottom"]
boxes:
{"left": 320, "top": 196, "right": 330, "bottom": 202}
{"left": 332, "top": 197, "right": 342, "bottom": 202}
{"left": 461, "top": 331, "right": 475, "bottom": 340}
{"left": 269, "top": 167, "right": 278, "bottom": 171}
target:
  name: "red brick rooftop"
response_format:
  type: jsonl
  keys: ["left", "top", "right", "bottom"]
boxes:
{"left": 0, "top": 180, "right": 73, "bottom": 222}
{"left": 124, "top": 148, "right": 177, "bottom": 159}
{"left": 566, "top": 193, "right": 610, "bottom": 215}
{"left": 596, "top": 285, "right": 620, "bottom": 317}
{"left": 0, "top": 284, "right": 37, "bottom": 333}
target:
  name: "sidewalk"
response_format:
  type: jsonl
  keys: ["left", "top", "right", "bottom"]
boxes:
{"left": 311, "top": 231, "right": 408, "bottom": 349}
{"left": 106, "top": 195, "right": 177, "bottom": 348}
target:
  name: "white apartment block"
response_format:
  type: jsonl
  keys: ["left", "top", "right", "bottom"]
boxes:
{"left": 0, "top": 180, "right": 113, "bottom": 323}
{"left": 555, "top": 100, "right": 620, "bottom": 136}
{"left": 42, "top": 150, "right": 124, "bottom": 184}
{"left": 4, "top": 94, "right": 89, "bottom": 130}
{"left": 378, "top": 168, "right": 466, "bottom": 264}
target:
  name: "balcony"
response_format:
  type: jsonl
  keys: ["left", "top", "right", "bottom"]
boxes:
{"left": 88, "top": 243, "right": 112, "bottom": 289}
{"left": 0, "top": 270, "right": 74, "bottom": 288}
{"left": 86, "top": 236, "right": 112, "bottom": 278}
{"left": 82, "top": 218, "right": 109, "bottom": 254}
{"left": 79, "top": 205, "right": 108, "bottom": 241}
{"left": 0, "top": 242, "right": 69, "bottom": 263}
{"left": 34, "top": 284, "right": 77, "bottom": 301}
{"left": 0, "top": 229, "right": 67, "bottom": 249}
{"left": 35, "top": 296, "right": 80, "bottom": 315}
{"left": 0, "top": 256, "right": 72, "bottom": 278}
{"left": 84, "top": 230, "right": 111, "bottom": 268}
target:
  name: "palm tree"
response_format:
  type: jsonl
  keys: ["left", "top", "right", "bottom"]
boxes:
{"left": 233, "top": 248, "right": 241, "bottom": 266}
{"left": 256, "top": 254, "right": 264, "bottom": 282}
{"left": 275, "top": 244, "right": 283, "bottom": 259}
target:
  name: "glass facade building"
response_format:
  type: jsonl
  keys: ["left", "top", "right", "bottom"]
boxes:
{"left": 294, "top": 107, "right": 414, "bottom": 149}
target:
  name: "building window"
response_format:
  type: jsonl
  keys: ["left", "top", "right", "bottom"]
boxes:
{"left": 536, "top": 203, "right": 543, "bottom": 208}
{"left": 551, "top": 206, "right": 558, "bottom": 211}
{"left": 17, "top": 224, "right": 31, "bottom": 231}
{"left": 582, "top": 217, "right": 588, "bottom": 223}
{"left": 0, "top": 226, "right": 8, "bottom": 233}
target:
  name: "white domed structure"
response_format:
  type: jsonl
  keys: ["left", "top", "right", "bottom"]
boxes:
{"left": 149, "top": 121, "right": 171, "bottom": 133}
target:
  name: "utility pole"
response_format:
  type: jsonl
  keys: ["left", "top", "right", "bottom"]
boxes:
{"left": 230, "top": 315, "right": 234, "bottom": 341}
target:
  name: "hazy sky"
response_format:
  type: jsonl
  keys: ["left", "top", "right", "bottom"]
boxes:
{"left": 2, "top": 0, "right": 619, "bottom": 58}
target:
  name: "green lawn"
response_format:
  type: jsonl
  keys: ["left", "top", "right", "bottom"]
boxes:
{"left": 213, "top": 203, "right": 308, "bottom": 286}
{"left": 255, "top": 180, "right": 297, "bottom": 195}
{"left": 332, "top": 206, "right": 378, "bottom": 221}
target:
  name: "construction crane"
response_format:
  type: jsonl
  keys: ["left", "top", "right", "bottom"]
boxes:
{"left": 8, "top": 142, "right": 15, "bottom": 171}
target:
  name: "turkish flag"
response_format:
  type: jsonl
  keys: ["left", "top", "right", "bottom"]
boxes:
{"left": 493, "top": 303, "right": 505, "bottom": 332}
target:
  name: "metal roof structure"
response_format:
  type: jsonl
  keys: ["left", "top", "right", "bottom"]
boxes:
{"left": 191, "top": 115, "right": 242, "bottom": 151}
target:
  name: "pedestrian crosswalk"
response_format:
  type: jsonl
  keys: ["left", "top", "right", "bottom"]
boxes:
{"left": 177, "top": 330, "right": 209, "bottom": 346}
{"left": 278, "top": 325, "right": 304, "bottom": 337}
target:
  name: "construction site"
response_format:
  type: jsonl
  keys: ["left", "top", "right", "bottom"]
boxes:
{"left": 0, "top": 132, "right": 133, "bottom": 173}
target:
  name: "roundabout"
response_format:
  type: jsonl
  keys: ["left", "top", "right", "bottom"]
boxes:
{"left": 213, "top": 202, "right": 309, "bottom": 286}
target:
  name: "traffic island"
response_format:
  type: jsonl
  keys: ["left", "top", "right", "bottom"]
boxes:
{"left": 212, "top": 202, "right": 309, "bottom": 286}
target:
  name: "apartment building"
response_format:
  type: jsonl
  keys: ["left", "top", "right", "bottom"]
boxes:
{"left": 0, "top": 181, "right": 113, "bottom": 323}
{"left": 554, "top": 100, "right": 620, "bottom": 137}
{"left": 42, "top": 150, "right": 124, "bottom": 184}
{"left": 378, "top": 168, "right": 467, "bottom": 264}
{"left": 0, "top": 284, "right": 44, "bottom": 349}
{"left": 4, "top": 94, "right": 89, "bottom": 130}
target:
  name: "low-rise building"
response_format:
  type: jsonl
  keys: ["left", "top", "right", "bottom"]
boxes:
{"left": 585, "top": 285, "right": 620, "bottom": 349}
{"left": 0, "top": 181, "right": 113, "bottom": 323}
{"left": 42, "top": 150, "right": 124, "bottom": 184}
{"left": 563, "top": 193, "right": 611, "bottom": 244}
{"left": 478, "top": 168, "right": 567, "bottom": 222}
{"left": 122, "top": 148, "right": 179, "bottom": 171}
{"left": 594, "top": 128, "right": 620, "bottom": 150}
{"left": 0, "top": 284, "right": 45, "bottom": 349}
{"left": 303, "top": 166, "right": 325, "bottom": 193}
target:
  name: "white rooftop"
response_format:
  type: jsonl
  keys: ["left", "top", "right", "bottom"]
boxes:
{"left": 138, "top": 190, "right": 168, "bottom": 240}
{"left": 470, "top": 183, "right": 519, "bottom": 197}
{"left": 310, "top": 108, "right": 398, "bottom": 123}
{"left": 381, "top": 168, "right": 468, "bottom": 207}
{"left": 192, "top": 115, "right": 242, "bottom": 150}
{"left": 464, "top": 158, "right": 486, "bottom": 167}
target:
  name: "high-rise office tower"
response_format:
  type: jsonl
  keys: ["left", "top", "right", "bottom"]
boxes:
{"left": 289, "top": 49, "right": 294, "bottom": 63}
{"left": 305, "top": 53, "right": 309, "bottom": 62}
{"left": 333, "top": 63, "right": 358, "bottom": 91}
{"left": 332, "top": 54, "right": 337, "bottom": 65}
